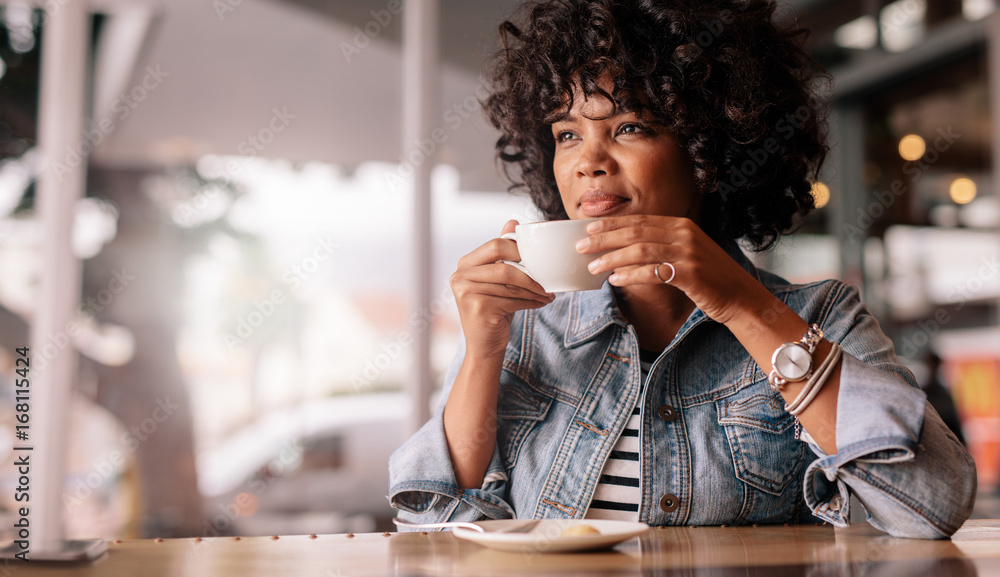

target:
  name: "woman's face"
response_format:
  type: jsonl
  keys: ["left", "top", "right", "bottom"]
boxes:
{"left": 550, "top": 81, "right": 698, "bottom": 221}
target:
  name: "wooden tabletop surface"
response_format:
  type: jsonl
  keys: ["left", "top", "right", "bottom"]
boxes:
{"left": 9, "top": 520, "right": 1000, "bottom": 576}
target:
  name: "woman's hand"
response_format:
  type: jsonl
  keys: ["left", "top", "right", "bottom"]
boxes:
{"left": 449, "top": 220, "right": 555, "bottom": 359}
{"left": 576, "top": 215, "right": 770, "bottom": 325}
{"left": 446, "top": 221, "right": 553, "bottom": 488}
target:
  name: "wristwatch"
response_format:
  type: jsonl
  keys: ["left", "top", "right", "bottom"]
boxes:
{"left": 768, "top": 324, "right": 823, "bottom": 392}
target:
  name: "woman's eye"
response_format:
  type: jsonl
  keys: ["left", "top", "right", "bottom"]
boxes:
{"left": 555, "top": 131, "right": 575, "bottom": 143}
{"left": 619, "top": 123, "right": 645, "bottom": 135}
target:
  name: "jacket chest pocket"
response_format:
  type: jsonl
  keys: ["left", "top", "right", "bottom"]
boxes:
{"left": 716, "top": 383, "right": 805, "bottom": 496}
{"left": 496, "top": 377, "right": 552, "bottom": 470}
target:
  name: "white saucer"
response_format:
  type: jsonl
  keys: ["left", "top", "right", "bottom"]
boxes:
{"left": 453, "top": 519, "right": 649, "bottom": 553}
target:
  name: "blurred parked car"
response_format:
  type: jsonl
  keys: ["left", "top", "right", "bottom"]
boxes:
{"left": 197, "top": 392, "right": 409, "bottom": 536}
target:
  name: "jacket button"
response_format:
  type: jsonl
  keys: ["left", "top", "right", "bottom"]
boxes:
{"left": 657, "top": 405, "right": 677, "bottom": 422}
{"left": 659, "top": 493, "right": 679, "bottom": 513}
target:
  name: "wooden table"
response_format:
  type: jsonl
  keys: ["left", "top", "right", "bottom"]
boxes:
{"left": 9, "top": 520, "right": 1000, "bottom": 576}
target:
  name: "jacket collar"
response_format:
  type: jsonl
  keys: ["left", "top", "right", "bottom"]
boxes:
{"left": 564, "top": 238, "right": 762, "bottom": 348}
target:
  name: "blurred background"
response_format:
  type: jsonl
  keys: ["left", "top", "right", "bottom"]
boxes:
{"left": 0, "top": 0, "right": 997, "bottom": 540}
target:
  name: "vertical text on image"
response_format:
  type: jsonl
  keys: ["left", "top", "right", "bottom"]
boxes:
{"left": 11, "top": 347, "right": 32, "bottom": 561}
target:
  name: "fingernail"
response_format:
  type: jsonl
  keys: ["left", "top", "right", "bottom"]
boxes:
{"left": 608, "top": 273, "right": 619, "bottom": 283}
{"left": 588, "top": 259, "right": 601, "bottom": 273}
{"left": 586, "top": 221, "right": 602, "bottom": 233}
{"left": 575, "top": 238, "right": 590, "bottom": 252}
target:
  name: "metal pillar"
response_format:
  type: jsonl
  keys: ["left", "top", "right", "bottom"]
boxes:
{"left": 0, "top": 0, "right": 107, "bottom": 561}
{"left": 403, "top": 0, "right": 438, "bottom": 434}
{"left": 831, "top": 104, "right": 867, "bottom": 293}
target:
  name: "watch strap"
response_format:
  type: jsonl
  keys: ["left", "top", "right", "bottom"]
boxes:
{"left": 800, "top": 323, "right": 823, "bottom": 354}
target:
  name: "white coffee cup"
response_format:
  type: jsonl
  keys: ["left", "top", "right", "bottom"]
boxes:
{"left": 501, "top": 219, "right": 611, "bottom": 293}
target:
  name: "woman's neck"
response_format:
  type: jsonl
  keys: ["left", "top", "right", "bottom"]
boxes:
{"left": 615, "top": 284, "right": 697, "bottom": 352}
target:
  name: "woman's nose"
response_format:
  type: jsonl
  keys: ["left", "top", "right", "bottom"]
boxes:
{"left": 575, "top": 139, "right": 615, "bottom": 177}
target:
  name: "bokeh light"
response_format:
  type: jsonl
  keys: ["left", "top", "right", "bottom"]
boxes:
{"left": 950, "top": 177, "right": 977, "bottom": 204}
{"left": 811, "top": 182, "right": 831, "bottom": 209}
{"left": 898, "top": 134, "right": 926, "bottom": 161}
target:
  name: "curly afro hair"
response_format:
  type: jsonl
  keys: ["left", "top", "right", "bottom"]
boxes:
{"left": 483, "top": 0, "right": 829, "bottom": 250}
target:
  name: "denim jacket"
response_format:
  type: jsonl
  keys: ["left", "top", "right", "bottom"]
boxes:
{"left": 388, "top": 245, "right": 976, "bottom": 538}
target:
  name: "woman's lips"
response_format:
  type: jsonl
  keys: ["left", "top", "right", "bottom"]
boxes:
{"left": 579, "top": 191, "right": 629, "bottom": 217}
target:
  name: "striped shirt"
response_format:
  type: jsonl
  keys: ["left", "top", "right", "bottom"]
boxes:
{"left": 585, "top": 349, "right": 658, "bottom": 521}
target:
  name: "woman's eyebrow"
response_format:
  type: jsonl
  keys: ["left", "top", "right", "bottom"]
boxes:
{"left": 549, "top": 113, "right": 576, "bottom": 125}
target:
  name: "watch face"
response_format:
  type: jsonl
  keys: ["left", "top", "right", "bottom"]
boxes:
{"left": 774, "top": 343, "right": 812, "bottom": 381}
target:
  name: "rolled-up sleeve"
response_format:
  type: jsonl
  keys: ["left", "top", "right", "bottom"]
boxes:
{"left": 801, "top": 283, "right": 977, "bottom": 538}
{"left": 387, "top": 340, "right": 516, "bottom": 528}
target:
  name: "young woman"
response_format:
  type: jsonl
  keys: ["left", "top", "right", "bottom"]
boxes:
{"left": 389, "top": 0, "right": 976, "bottom": 538}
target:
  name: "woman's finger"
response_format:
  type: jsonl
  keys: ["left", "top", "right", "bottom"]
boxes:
{"left": 578, "top": 216, "right": 696, "bottom": 255}
{"left": 587, "top": 242, "right": 681, "bottom": 275}
{"left": 454, "top": 278, "right": 554, "bottom": 304}
{"left": 577, "top": 223, "right": 665, "bottom": 255}
{"left": 462, "top": 286, "right": 555, "bottom": 310}
{"left": 607, "top": 263, "right": 678, "bottom": 287}
{"left": 457, "top": 237, "right": 522, "bottom": 270}
{"left": 452, "top": 262, "right": 551, "bottom": 299}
